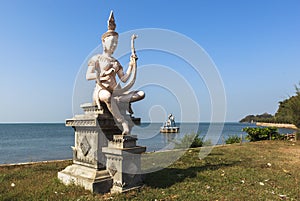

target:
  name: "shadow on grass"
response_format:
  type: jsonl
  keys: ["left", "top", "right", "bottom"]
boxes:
{"left": 144, "top": 161, "right": 240, "bottom": 188}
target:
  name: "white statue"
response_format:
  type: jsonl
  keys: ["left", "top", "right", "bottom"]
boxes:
{"left": 165, "top": 114, "right": 176, "bottom": 127}
{"left": 86, "top": 11, "right": 145, "bottom": 134}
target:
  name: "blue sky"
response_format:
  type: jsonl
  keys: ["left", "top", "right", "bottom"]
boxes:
{"left": 0, "top": 0, "right": 299, "bottom": 123}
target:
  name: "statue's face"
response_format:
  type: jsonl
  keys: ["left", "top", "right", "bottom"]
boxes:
{"left": 103, "top": 35, "right": 118, "bottom": 54}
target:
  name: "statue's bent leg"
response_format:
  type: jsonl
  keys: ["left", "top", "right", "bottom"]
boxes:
{"left": 131, "top": 91, "right": 145, "bottom": 102}
{"left": 99, "top": 89, "right": 129, "bottom": 135}
{"left": 118, "top": 91, "right": 145, "bottom": 103}
{"left": 111, "top": 99, "right": 130, "bottom": 135}
{"left": 116, "top": 91, "right": 145, "bottom": 116}
{"left": 93, "top": 87, "right": 101, "bottom": 109}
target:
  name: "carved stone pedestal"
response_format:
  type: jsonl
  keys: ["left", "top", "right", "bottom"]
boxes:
{"left": 58, "top": 103, "right": 144, "bottom": 194}
{"left": 102, "top": 135, "right": 146, "bottom": 193}
{"left": 58, "top": 164, "right": 112, "bottom": 193}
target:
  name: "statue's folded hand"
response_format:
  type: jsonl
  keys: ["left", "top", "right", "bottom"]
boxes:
{"left": 129, "top": 56, "right": 137, "bottom": 67}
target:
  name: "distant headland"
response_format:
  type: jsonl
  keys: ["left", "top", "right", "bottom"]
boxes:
{"left": 239, "top": 112, "right": 298, "bottom": 129}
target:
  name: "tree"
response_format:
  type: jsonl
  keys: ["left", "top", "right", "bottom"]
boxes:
{"left": 275, "top": 99, "right": 294, "bottom": 124}
{"left": 288, "top": 84, "right": 300, "bottom": 127}
{"left": 275, "top": 83, "right": 300, "bottom": 127}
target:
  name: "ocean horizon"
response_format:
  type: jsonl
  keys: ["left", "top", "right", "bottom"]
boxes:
{"left": 0, "top": 122, "right": 295, "bottom": 165}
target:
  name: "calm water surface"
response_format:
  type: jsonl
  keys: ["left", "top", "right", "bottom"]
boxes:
{"left": 0, "top": 123, "right": 294, "bottom": 164}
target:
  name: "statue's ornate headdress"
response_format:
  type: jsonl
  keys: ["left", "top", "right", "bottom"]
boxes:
{"left": 101, "top": 11, "right": 118, "bottom": 41}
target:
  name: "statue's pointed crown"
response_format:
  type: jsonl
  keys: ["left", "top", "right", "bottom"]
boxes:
{"left": 107, "top": 11, "right": 116, "bottom": 31}
{"left": 102, "top": 10, "right": 118, "bottom": 40}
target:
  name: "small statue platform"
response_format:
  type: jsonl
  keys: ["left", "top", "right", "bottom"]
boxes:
{"left": 160, "top": 114, "right": 180, "bottom": 133}
{"left": 58, "top": 103, "right": 146, "bottom": 193}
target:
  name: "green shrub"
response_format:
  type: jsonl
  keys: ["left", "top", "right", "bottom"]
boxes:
{"left": 242, "top": 127, "right": 285, "bottom": 142}
{"left": 175, "top": 133, "right": 205, "bottom": 149}
{"left": 225, "top": 135, "right": 241, "bottom": 144}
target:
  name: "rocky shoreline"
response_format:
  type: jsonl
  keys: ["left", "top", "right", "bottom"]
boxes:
{"left": 256, "top": 122, "right": 298, "bottom": 130}
{"left": 0, "top": 159, "right": 71, "bottom": 168}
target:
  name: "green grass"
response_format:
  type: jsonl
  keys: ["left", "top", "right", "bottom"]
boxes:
{"left": 1, "top": 141, "right": 300, "bottom": 200}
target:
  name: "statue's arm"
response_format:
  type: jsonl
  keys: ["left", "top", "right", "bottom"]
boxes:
{"left": 117, "top": 59, "right": 134, "bottom": 83}
{"left": 86, "top": 57, "right": 98, "bottom": 80}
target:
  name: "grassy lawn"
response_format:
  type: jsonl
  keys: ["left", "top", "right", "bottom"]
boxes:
{"left": 0, "top": 140, "right": 299, "bottom": 200}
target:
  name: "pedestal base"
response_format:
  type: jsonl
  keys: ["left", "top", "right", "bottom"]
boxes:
{"left": 59, "top": 103, "right": 145, "bottom": 194}
{"left": 103, "top": 135, "right": 146, "bottom": 193}
{"left": 58, "top": 164, "right": 112, "bottom": 193}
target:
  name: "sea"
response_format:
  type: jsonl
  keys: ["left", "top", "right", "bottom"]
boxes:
{"left": 0, "top": 123, "right": 295, "bottom": 165}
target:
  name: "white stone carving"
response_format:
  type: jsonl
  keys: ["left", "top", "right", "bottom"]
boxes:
{"left": 86, "top": 11, "right": 145, "bottom": 135}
